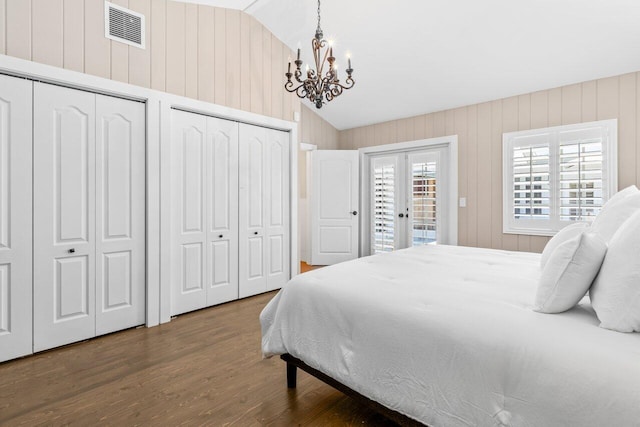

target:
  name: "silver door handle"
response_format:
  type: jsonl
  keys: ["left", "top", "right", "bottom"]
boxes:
{"left": 351, "top": 211, "right": 358, "bottom": 216}
{"left": 68, "top": 248, "right": 75, "bottom": 254}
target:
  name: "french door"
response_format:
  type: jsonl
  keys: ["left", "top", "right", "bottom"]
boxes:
{"left": 370, "top": 147, "right": 449, "bottom": 254}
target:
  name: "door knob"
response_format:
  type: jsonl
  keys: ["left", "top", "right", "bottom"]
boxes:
{"left": 218, "top": 234, "right": 223, "bottom": 238}
{"left": 254, "top": 231, "right": 258, "bottom": 235}
{"left": 398, "top": 213, "right": 404, "bottom": 218}
{"left": 351, "top": 211, "right": 358, "bottom": 216}
{"left": 68, "top": 248, "right": 76, "bottom": 254}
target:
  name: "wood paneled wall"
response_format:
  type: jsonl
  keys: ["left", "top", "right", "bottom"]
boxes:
{"left": 339, "top": 73, "right": 640, "bottom": 253}
{"left": 298, "top": 104, "right": 339, "bottom": 199}
{"left": 300, "top": 104, "right": 340, "bottom": 149}
{"left": 0, "top": 0, "right": 304, "bottom": 123}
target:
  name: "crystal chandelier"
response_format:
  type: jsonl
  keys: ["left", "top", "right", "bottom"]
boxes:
{"left": 285, "top": 0, "right": 355, "bottom": 109}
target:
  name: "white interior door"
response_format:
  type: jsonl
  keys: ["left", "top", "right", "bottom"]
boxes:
{"left": 34, "top": 83, "right": 96, "bottom": 352}
{"left": 239, "top": 124, "right": 268, "bottom": 297}
{"left": 206, "top": 117, "right": 239, "bottom": 306}
{"left": 310, "top": 150, "right": 359, "bottom": 265}
{"left": 95, "top": 94, "right": 146, "bottom": 336}
{"left": 0, "top": 75, "right": 33, "bottom": 362}
{"left": 170, "top": 110, "right": 207, "bottom": 315}
{"left": 265, "top": 128, "right": 290, "bottom": 291}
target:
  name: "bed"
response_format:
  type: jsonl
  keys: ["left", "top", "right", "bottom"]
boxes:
{"left": 260, "top": 244, "right": 640, "bottom": 426}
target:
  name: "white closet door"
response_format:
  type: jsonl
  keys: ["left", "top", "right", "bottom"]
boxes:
{"left": 171, "top": 110, "right": 208, "bottom": 315}
{"left": 239, "top": 124, "right": 268, "bottom": 298}
{"left": 206, "top": 117, "right": 239, "bottom": 306}
{"left": 34, "top": 83, "right": 96, "bottom": 352}
{"left": 95, "top": 95, "right": 146, "bottom": 335}
{"left": 265, "top": 129, "right": 290, "bottom": 291}
{"left": 0, "top": 75, "right": 32, "bottom": 362}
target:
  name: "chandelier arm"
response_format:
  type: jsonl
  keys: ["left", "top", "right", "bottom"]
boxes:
{"left": 332, "top": 77, "right": 355, "bottom": 91}
{"left": 297, "top": 85, "right": 310, "bottom": 99}
{"left": 284, "top": 80, "right": 307, "bottom": 95}
{"left": 325, "top": 85, "right": 341, "bottom": 102}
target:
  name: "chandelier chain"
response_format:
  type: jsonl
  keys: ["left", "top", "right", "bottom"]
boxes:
{"left": 317, "top": 0, "right": 321, "bottom": 34}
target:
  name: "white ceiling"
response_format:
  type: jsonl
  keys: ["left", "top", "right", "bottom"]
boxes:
{"left": 181, "top": 0, "right": 640, "bottom": 131}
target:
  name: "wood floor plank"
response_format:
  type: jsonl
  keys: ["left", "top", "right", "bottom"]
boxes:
{"left": 0, "top": 292, "right": 398, "bottom": 426}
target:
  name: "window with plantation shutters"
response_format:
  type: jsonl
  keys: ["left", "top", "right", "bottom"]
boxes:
{"left": 503, "top": 119, "right": 617, "bottom": 236}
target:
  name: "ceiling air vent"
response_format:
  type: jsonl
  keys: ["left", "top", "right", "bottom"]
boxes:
{"left": 104, "top": 1, "right": 145, "bottom": 49}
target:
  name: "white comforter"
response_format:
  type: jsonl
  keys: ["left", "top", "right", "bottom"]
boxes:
{"left": 260, "top": 245, "right": 640, "bottom": 427}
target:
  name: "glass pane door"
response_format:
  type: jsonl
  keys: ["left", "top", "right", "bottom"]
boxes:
{"left": 408, "top": 152, "right": 439, "bottom": 246}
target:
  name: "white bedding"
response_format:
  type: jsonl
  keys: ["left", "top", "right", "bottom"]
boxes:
{"left": 260, "top": 245, "right": 640, "bottom": 427}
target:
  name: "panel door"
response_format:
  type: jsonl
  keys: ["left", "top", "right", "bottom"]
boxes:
{"left": 310, "top": 150, "right": 360, "bottom": 265}
{"left": 0, "top": 75, "right": 33, "bottom": 363}
{"left": 206, "top": 117, "right": 239, "bottom": 306}
{"left": 170, "top": 110, "right": 208, "bottom": 315}
{"left": 265, "top": 129, "right": 290, "bottom": 290}
{"left": 95, "top": 95, "right": 146, "bottom": 335}
{"left": 34, "top": 83, "right": 96, "bottom": 352}
{"left": 239, "top": 124, "right": 268, "bottom": 298}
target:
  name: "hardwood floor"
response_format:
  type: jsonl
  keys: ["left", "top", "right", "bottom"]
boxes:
{"left": 0, "top": 291, "right": 398, "bottom": 426}
{"left": 300, "top": 261, "right": 324, "bottom": 273}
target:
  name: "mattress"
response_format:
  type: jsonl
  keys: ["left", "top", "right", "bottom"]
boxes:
{"left": 260, "top": 245, "right": 640, "bottom": 427}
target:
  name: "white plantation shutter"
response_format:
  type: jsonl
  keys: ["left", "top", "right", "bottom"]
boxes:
{"left": 372, "top": 157, "right": 396, "bottom": 253}
{"left": 503, "top": 120, "right": 617, "bottom": 236}
{"left": 558, "top": 128, "right": 606, "bottom": 221}
{"left": 512, "top": 144, "right": 550, "bottom": 220}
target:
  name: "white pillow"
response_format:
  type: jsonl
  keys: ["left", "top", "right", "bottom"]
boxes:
{"left": 591, "top": 210, "right": 640, "bottom": 332}
{"left": 540, "top": 222, "right": 590, "bottom": 268}
{"left": 534, "top": 232, "right": 607, "bottom": 314}
{"left": 591, "top": 185, "right": 640, "bottom": 243}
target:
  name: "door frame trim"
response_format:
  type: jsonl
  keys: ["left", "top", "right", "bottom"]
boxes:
{"left": 359, "top": 136, "right": 459, "bottom": 256}
{"left": 0, "top": 54, "right": 299, "bottom": 327}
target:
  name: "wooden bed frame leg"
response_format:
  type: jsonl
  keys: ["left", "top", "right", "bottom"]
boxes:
{"left": 286, "top": 362, "right": 297, "bottom": 388}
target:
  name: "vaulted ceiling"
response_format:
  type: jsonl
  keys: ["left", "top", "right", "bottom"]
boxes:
{"left": 175, "top": 0, "right": 640, "bottom": 130}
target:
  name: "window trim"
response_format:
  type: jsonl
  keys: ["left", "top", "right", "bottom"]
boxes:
{"left": 503, "top": 119, "right": 618, "bottom": 237}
